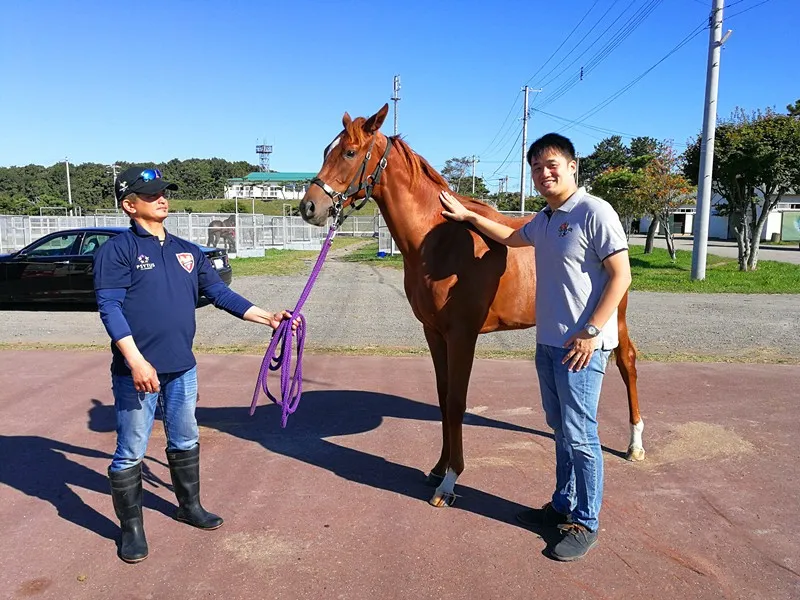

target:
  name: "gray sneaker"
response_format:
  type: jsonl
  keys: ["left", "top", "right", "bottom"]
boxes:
{"left": 550, "top": 524, "right": 598, "bottom": 561}
{"left": 516, "top": 502, "right": 571, "bottom": 528}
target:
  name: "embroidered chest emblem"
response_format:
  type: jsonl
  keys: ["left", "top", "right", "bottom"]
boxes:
{"left": 176, "top": 252, "right": 195, "bottom": 273}
{"left": 135, "top": 254, "right": 155, "bottom": 271}
{"left": 557, "top": 222, "right": 573, "bottom": 238}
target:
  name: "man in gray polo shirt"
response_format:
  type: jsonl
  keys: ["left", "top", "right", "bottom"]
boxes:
{"left": 439, "top": 133, "right": 631, "bottom": 561}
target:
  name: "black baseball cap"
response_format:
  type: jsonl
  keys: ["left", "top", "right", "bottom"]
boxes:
{"left": 115, "top": 166, "right": 178, "bottom": 202}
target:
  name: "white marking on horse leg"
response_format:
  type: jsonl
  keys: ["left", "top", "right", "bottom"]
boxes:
{"left": 430, "top": 468, "right": 458, "bottom": 507}
{"left": 627, "top": 419, "right": 646, "bottom": 461}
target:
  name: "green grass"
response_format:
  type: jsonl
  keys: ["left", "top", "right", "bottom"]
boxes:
{"left": 168, "top": 198, "right": 292, "bottom": 215}
{"left": 341, "top": 241, "right": 404, "bottom": 269}
{"left": 339, "top": 241, "right": 800, "bottom": 294}
{"left": 628, "top": 245, "right": 800, "bottom": 293}
{"left": 230, "top": 236, "right": 369, "bottom": 276}
{"left": 226, "top": 232, "right": 800, "bottom": 293}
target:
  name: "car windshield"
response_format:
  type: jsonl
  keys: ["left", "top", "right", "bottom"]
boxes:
{"left": 25, "top": 234, "right": 80, "bottom": 257}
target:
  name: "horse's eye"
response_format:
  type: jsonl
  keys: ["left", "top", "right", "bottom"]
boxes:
{"left": 344, "top": 149, "right": 357, "bottom": 159}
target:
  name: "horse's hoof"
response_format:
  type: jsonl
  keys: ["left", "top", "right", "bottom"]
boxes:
{"left": 426, "top": 472, "right": 445, "bottom": 487}
{"left": 429, "top": 490, "right": 456, "bottom": 508}
{"left": 626, "top": 446, "right": 646, "bottom": 462}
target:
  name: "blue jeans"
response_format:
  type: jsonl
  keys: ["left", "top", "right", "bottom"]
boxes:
{"left": 109, "top": 366, "right": 199, "bottom": 472}
{"left": 535, "top": 343, "right": 611, "bottom": 532}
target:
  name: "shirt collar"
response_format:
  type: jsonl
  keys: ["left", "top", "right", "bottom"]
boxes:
{"left": 556, "top": 187, "right": 586, "bottom": 214}
{"left": 129, "top": 219, "right": 170, "bottom": 243}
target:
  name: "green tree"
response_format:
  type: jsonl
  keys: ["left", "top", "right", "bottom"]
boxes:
{"left": 787, "top": 98, "right": 800, "bottom": 117}
{"left": 635, "top": 143, "right": 695, "bottom": 261}
{"left": 684, "top": 108, "right": 800, "bottom": 270}
{"left": 590, "top": 167, "right": 644, "bottom": 238}
{"left": 441, "top": 157, "right": 472, "bottom": 194}
{"left": 579, "top": 136, "right": 629, "bottom": 186}
{"left": 0, "top": 158, "right": 260, "bottom": 214}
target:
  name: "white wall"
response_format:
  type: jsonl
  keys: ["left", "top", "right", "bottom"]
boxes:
{"left": 224, "top": 184, "right": 307, "bottom": 201}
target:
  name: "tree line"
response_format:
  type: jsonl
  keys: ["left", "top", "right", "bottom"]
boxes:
{"left": 0, "top": 158, "right": 258, "bottom": 215}
{"left": 441, "top": 98, "right": 800, "bottom": 271}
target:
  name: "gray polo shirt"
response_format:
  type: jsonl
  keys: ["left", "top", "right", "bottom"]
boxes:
{"left": 519, "top": 187, "right": 628, "bottom": 350}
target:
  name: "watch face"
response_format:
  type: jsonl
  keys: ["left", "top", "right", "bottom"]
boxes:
{"left": 587, "top": 325, "right": 599, "bottom": 336}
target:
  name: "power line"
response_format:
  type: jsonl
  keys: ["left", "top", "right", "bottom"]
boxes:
{"left": 479, "top": 91, "right": 522, "bottom": 157}
{"left": 533, "top": 0, "right": 629, "bottom": 91}
{"left": 523, "top": 0, "right": 603, "bottom": 86}
{"left": 538, "top": 0, "right": 666, "bottom": 109}
{"left": 558, "top": 18, "right": 709, "bottom": 133}
{"left": 532, "top": 108, "right": 639, "bottom": 138}
{"left": 726, "top": 0, "right": 773, "bottom": 19}
{"left": 488, "top": 128, "right": 523, "bottom": 179}
{"left": 534, "top": 108, "right": 689, "bottom": 147}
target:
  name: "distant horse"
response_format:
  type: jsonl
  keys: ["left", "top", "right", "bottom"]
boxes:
{"left": 207, "top": 215, "right": 236, "bottom": 252}
{"left": 299, "top": 104, "right": 644, "bottom": 507}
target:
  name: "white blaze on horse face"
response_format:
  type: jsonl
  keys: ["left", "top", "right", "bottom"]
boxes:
{"left": 324, "top": 135, "right": 342, "bottom": 160}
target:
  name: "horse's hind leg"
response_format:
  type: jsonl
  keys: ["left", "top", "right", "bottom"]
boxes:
{"left": 616, "top": 294, "right": 645, "bottom": 461}
{"left": 423, "top": 326, "right": 449, "bottom": 486}
{"left": 430, "top": 331, "right": 478, "bottom": 508}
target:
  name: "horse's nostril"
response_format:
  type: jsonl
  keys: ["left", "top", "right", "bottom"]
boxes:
{"left": 304, "top": 201, "right": 315, "bottom": 215}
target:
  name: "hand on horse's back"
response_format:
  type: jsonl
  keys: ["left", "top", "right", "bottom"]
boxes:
{"left": 439, "top": 190, "right": 471, "bottom": 222}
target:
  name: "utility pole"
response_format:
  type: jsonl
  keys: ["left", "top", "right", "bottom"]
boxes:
{"left": 108, "top": 163, "right": 119, "bottom": 210}
{"left": 65, "top": 157, "right": 73, "bottom": 216}
{"left": 471, "top": 155, "right": 480, "bottom": 194}
{"left": 391, "top": 75, "right": 401, "bottom": 136}
{"left": 519, "top": 87, "right": 542, "bottom": 213}
{"left": 520, "top": 86, "right": 530, "bottom": 213}
{"left": 389, "top": 74, "right": 401, "bottom": 256}
{"left": 691, "top": 0, "right": 730, "bottom": 280}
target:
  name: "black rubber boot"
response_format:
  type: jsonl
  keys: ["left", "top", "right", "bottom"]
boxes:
{"left": 166, "top": 444, "right": 224, "bottom": 530}
{"left": 108, "top": 463, "right": 148, "bottom": 563}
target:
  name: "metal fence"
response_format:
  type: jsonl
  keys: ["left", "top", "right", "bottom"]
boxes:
{"left": 0, "top": 213, "right": 380, "bottom": 255}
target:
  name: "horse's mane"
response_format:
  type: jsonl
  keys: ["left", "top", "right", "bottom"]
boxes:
{"left": 345, "top": 117, "right": 526, "bottom": 224}
{"left": 387, "top": 136, "right": 523, "bottom": 223}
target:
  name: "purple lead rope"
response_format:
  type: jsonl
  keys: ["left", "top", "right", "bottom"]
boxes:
{"left": 249, "top": 223, "right": 338, "bottom": 427}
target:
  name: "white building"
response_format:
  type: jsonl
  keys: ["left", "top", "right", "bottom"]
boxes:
{"left": 639, "top": 192, "right": 800, "bottom": 242}
{"left": 224, "top": 172, "right": 316, "bottom": 201}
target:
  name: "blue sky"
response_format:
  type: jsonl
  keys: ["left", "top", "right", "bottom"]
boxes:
{"left": 1, "top": 0, "right": 796, "bottom": 192}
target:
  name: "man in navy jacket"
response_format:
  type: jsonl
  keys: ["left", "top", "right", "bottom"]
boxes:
{"left": 94, "top": 166, "right": 295, "bottom": 563}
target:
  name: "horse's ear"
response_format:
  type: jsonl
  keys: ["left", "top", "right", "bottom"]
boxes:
{"left": 363, "top": 104, "right": 389, "bottom": 134}
{"left": 342, "top": 112, "right": 352, "bottom": 129}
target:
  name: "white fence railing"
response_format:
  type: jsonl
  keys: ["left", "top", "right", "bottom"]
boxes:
{"left": 0, "top": 213, "right": 379, "bottom": 254}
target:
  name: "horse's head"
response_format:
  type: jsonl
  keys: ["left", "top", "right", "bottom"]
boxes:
{"left": 300, "top": 104, "right": 390, "bottom": 227}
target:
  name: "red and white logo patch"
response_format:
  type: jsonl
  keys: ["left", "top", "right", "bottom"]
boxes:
{"left": 176, "top": 252, "right": 194, "bottom": 273}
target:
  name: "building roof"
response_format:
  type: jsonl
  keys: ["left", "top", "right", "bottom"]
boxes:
{"left": 228, "top": 172, "right": 317, "bottom": 184}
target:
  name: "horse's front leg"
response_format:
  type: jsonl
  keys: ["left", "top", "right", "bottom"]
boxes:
{"left": 423, "top": 326, "right": 449, "bottom": 486}
{"left": 430, "top": 331, "right": 478, "bottom": 508}
{"left": 616, "top": 328, "right": 645, "bottom": 461}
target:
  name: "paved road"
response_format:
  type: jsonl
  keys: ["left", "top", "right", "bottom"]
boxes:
{"left": 1, "top": 257, "right": 798, "bottom": 360}
{"left": 627, "top": 233, "right": 800, "bottom": 265}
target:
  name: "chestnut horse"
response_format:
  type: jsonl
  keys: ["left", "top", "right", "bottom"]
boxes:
{"left": 300, "top": 104, "right": 644, "bottom": 507}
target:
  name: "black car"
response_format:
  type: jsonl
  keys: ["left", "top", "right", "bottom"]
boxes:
{"left": 0, "top": 227, "right": 232, "bottom": 306}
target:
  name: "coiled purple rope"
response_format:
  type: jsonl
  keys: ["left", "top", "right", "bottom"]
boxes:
{"left": 250, "top": 224, "right": 338, "bottom": 427}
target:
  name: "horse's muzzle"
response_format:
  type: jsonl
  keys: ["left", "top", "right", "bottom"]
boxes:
{"left": 299, "top": 199, "right": 329, "bottom": 227}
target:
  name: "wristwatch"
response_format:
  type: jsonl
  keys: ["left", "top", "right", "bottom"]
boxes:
{"left": 584, "top": 323, "right": 601, "bottom": 337}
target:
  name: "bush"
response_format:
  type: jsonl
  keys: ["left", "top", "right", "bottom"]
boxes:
{"left": 217, "top": 201, "right": 250, "bottom": 213}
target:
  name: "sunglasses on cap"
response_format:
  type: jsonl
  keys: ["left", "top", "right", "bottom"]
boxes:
{"left": 134, "top": 168, "right": 163, "bottom": 184}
